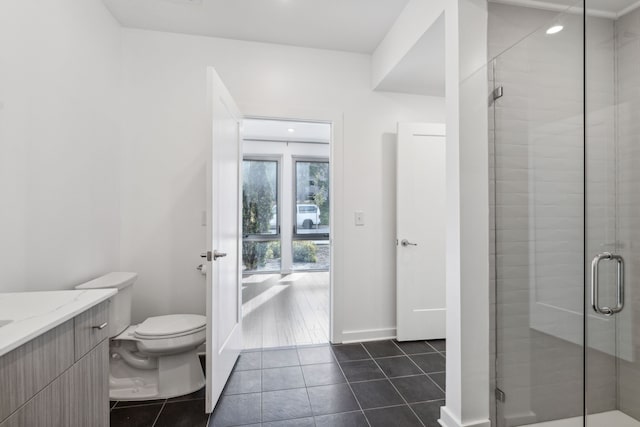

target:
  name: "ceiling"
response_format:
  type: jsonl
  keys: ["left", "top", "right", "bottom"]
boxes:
{"left": 490, "top": 0, "right": 640, "bottom": 17}
{"left": 375, "top": 14, "right": 445, "bottom": 97}
{"left": 103, "top": 0, "right": 410, "bottom": 53}
{"left": 243, "top": 119, "right": 331, "bottom": 144}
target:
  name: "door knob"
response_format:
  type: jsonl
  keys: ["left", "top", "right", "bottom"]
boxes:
{"left": 401, "top": 239, "right": 418, "bottom": 247}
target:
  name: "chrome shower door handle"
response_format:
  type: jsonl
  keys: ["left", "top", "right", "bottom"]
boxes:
{"left": 611, "top": 254, "right": 625, "bottom": 315}
{"left": 591, "top": 253, "right": 611, "bottom": 316}
{"left": 591, "top": 252, "right": 625, "bottom": 316}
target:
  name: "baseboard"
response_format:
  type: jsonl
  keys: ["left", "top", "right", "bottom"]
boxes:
{"left": 340, "top": 327, "right": 396, "bottom": 343}
{"left": 439, "top": 406, "right": 491, "bottom": 427}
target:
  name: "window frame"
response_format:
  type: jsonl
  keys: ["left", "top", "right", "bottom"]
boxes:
{"left": 292, "top": 156, "right": 330, "bottom": 241}
{"left": 242, "top": 156, "right": 282, "bottom": 242}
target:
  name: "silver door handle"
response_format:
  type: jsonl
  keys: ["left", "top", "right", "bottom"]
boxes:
{"left": 92, "top": 322, "right": 108, "bottom": 330}
{"left": 213, "top": 250, "right": 227, "bottom": 260}
{"left": 591, "top": 252, "right": 625, "bottom": 316}
{"left": 201, "top": 251, "right": 227, "bottom": 261}
{"left": 400, "top": 239, "right": 418, "bottom": 247}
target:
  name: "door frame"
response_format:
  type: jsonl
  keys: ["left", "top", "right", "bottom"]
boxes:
{"left": 240, "top": 108, "right": 344, "bottom": 344}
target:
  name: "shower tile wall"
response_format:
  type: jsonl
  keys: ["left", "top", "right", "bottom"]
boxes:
{"left": 616, "top": 7, "right": 640, "bottom": 421}
{"left": 488, "top": 3, "right": 618, "bottom": 425}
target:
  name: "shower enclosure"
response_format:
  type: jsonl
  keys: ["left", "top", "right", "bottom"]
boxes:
{"left": 490, "top": 0, "right": 640, "bottom": 425}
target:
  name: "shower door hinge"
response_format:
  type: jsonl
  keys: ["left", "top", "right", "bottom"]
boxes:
{"left": 495, "top": 388, "right": 506, "bottom": 403}
{"left": 492, "top": 86, "right": 504, "bottom": 101}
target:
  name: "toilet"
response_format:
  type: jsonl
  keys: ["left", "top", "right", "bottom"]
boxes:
{"left": 76, "top": 272, "right": 206, "bottom": 401}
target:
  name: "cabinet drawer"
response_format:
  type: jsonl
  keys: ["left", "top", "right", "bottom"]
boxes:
{"left": 74, "top": 301, "right": 109, "bottom": 360}
{"left": 0, "top": 321, "right": 74, "bottom": 422}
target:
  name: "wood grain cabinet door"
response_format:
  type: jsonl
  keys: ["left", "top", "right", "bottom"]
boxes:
{"left": 0, "top": 369, "right": 72, "bottom": 427}
{"left": 71, "top": 340, "right": 109, "bottom": 427}
{"left": 0, "top": 321, "right": 74, "bottom": 421}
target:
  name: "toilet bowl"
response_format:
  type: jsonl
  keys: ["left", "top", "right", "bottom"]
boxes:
{"left": 76, "top": 273, "right": 206, "bottom": 401}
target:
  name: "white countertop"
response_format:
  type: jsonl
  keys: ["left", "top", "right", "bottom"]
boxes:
{"left": 0, "top": 289, "right": 117, "bottom": 357}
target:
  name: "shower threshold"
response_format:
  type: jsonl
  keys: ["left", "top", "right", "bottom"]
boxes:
{"left": 522, "top": 410, "right": 640, "bottom": 427}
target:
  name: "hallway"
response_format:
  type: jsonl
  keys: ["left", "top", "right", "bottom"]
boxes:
{"left": 242, "top": 272, "right": 330, "bottom": 349}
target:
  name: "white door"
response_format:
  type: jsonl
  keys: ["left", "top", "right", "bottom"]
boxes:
{"left": 205, "top": 68, "right": 243, "bottom": 412}
{"left": 396, "top": 123, "right": 446, "bottom": 341}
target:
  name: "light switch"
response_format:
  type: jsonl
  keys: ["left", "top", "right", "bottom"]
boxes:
{"left": 201, "top": 210, "right": 207, "bottom": 226}
{"left": 355, "top": 211, "right": 365, "bottom": 226}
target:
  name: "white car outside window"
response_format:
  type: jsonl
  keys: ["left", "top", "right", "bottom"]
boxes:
{"left": 297, "top": 204, "right": 320, "bottom": 229}
{"left": 269, "top": 204, "right": 320, "bottom": 230}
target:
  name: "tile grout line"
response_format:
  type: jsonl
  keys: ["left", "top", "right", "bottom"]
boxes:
{"left": 329, "top": 343, "right": 373, "bottom": 427}
{"left": 360, "top": 342, "right": 427, "bottom": 427}
{"left": 369, "top": 351, "right": 440, "bottom": 360}
{"left": 391, "top": 340, "right": 446, "bottom": 395}
{"left": 114, "top": 400, "right": 167, "bottom": 410}
{"left": 349, "top": 373, "right": 438, "bottom": 385}
{"left": 312, "top": 410, "right": 365, "bottom": 425}
{"left": 222, "top": 377, "right": 447, "bottom": 403}
{"left": 150, "top": 400, "right": 166, "bottom": 427}
{"left": 424, "top": 340, "right": 441, "bottom": 354}
{"left": 294, "top": 350, "right": 318, "bottom": 427}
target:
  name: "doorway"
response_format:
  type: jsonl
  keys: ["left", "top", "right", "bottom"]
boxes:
{"left": 240, "top": 118, "right": 332, "bottom": 349}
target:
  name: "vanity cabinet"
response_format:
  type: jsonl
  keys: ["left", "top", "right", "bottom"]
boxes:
{"left": 0, "top": 301, "right": 110, "bottom": 427}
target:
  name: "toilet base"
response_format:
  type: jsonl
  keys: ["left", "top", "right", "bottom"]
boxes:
{"left": 109, "top": 345, "right": 205, "bottom": 401}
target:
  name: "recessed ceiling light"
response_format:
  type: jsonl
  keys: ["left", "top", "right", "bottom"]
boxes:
{"left": 288, "top": 128, "right": 295, "bottom": 133}
{"left": 546, "top": 25, "right": 563, "bottom": 35}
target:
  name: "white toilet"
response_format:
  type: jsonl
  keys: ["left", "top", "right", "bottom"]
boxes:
{"left": 76, "top": 272, "right": 206, "bottom": 401}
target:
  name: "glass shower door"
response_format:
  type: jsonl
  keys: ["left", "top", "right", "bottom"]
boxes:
{"left": 492, "top": 1, "right": 640, "bottom": 425}
{"left": 491, "top": 3, "right": 586, "bottom": 425}
{"left": 584, "top": 2, "right": 640, "bottom": 425}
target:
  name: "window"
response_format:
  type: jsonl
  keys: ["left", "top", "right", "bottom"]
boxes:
{"left": 294, "top": 159, "right": 330, "bottom": 238}
{"left": 292, "top": 240, "right": 330, "bottom": 271}
{"left": 299, "top": 205, "right": 318, "bottom": 213}
{"left": 242, "top": 159, "right": 280, "bottom": 272}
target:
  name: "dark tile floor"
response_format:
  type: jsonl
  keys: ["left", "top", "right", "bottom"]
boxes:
{"left": 110, "top": 339, "right": 446, "bottom": 427}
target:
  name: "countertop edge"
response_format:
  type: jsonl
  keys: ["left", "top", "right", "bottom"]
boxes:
{"left": 0, "top": 289, "right": 117, "bottom": 357}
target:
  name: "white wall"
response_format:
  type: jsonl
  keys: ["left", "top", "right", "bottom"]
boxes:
{"left": 0, "top": 0, "right": 122, "bottom": 292}
{"left": 119, "top": 29, "right": 446, "bottom": 339}
{"left": 440, "top": 0, "right": 490, "bottom": 426}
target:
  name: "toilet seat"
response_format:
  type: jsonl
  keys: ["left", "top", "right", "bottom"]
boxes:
{"left": 134, "top": 314, "right": 206, "bottom": 340}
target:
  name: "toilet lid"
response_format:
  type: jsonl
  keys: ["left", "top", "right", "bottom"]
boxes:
{"left": 134, "top": 314, "right": 206, "bottom": 338}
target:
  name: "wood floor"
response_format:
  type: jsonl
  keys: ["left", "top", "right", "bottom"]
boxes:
{"left": 242, "top": 272, "right": 329, "bottom": 349}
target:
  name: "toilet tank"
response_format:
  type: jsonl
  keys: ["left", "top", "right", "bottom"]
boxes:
{"left": 75, "top": 272, "right": 138, "bottom": 338}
